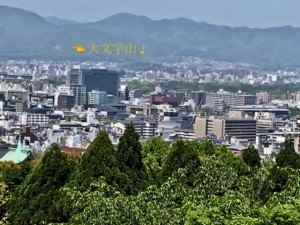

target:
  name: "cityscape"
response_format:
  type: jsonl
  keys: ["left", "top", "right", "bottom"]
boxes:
{"left": 1, "top": 2, "right": 300, "bottom": 225}
{"left": 0, "top": 59, "right": 299, "bottom": 157}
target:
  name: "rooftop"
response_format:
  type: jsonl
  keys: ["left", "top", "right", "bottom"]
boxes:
{"left": 0, "top": 141, "right": 31, "bottom": 164}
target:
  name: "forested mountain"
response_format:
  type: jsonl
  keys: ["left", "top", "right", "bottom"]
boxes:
{"left": 1, "top": 6, "right": 300, "bottom": 66}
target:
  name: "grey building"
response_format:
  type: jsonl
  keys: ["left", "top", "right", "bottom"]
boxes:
{"left": 68, "top": 68, "right": 121, "bottom": 106}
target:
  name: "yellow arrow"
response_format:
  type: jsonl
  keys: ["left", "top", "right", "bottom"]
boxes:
{"left": 73, "top": 44, "right": 87, "bottom": 55}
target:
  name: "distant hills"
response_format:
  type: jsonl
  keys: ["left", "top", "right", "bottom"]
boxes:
{"left": 45, "top": 16, "right": 79, "bottom": 26}
{"left": 1, "top": 5, "right": 300, "bottom": 67}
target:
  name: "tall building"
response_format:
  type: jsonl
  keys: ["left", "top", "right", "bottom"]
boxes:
{"left": 68, "top": 68, "right": 120, "bottom": 106}
{"left": 190, "top": 91, "right": 206, "bottom": 106}
{"left": 118, "top": 85, "right": 130, "bottom": 101}
{"left": 69, "top": 69, "right": 83, "bottom": 86}
{"left": 88, "top": 90, "right": 106, "bottom": 106}
{"left": 82, "top": 69, "right": 120, "bottom": 95}
{"left": 69, "top": 69, "right": 86, "bottom": 106}
{"left": 72, "top": 86, "right": 87, "bottom": 106}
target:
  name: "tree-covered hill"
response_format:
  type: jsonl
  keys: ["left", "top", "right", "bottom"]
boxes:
{"left": 2, "top": 5, "right": 300, "bottom": 67}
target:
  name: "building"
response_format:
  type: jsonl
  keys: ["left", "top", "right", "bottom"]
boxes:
{"left": 118, "top": 85, "right": 130, "bottom": 101}
{"left": 70, "top": 85, "right": 87, "bottom": 106}
{"left": 88, "top": 90, "right": 106, "bottom": 106}
{"left": 68, "top": 68, "right": 86, "bottom": 106}
{"left": 0, "top": 139, "right": 31, "bottom": 164}
{"left": 151, "top": 94, "right": 178, "bottom": 107}
{"left": 256, "top": 132, "right": 300, "bottom": 156}
{"left": 21, "top": 113, "right": 49, "bottom": 127}
{"left": 29, "top": 93, "right": 55, "bottom": 108}
{"left": 170, "top": 129, "right": 197, "bottom": 141}
{"left": 82, "top": 69, "right": 120, "bottom": 95}
{"left": 256, "top": 92, "right": 271, "bottom": 105}
{"left": 190, "top": 91, "right": 206, "bottom": 106}
{"left": 206, "top": 91, "right": 256, "bottom": 111}
{"left": 57, "top": 94, "right": 75, "bottom": 110}
{"left": 194, "top": 116, "right": 257, "bottom": 143}
{"left": 242, "top": 95, "right": 257, "bottom": 105}
{"left": 68, "top": 68, "right": 84, "bottom": 86}
{"left": 21, "top": 106, "right": 51, "bottom": 127}
{"left": 0, "top": 73, "right": 32, "bottom": 82}
{"left": 229, "top": 105, "right": 289, "bottom": 120}
{"left": 68, "top": 68, "right": 121, "bottom": 106}
{"left": 126, "top": 119, "right": 157, "bottom": 139}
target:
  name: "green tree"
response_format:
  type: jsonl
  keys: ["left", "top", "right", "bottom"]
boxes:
{"left": 64, "top": 177, "right": 186, "bottom": 225}
{"left": 142, "top": 137, "right": 170, "bottom": 184}
{"left": 0, "top": 182, "right": 10, "bottom": 224}
{"left": 72, "top": 131, "right": 120, "bottom": 189}
{"left": 260, "top": 200, "right": 300, "bottom": 225}
{"left": 242, "top": 145, "right": 261, "bottom": 169}
{"left": 7, "top": 138, "right": 300, "bottom": 225}
{"left": 8, "top": 144, "right": 75, "bottom": 225}
{"left": 202, "top": 140, "right": 215, "bottom": 156}
{"left": 215, "top": 146, "right": 249, "bottom": 176}
{"left": 276, "top": 138, "right": 300, "bottom": 169}
{"left": 117, "top": 124, "right": 147, "bottom": 195}
{"left": 0, "top": 160, "right": 31, "bottom": 192}
{"left": 161, "top": 140, "right": 201, "bottom": 184}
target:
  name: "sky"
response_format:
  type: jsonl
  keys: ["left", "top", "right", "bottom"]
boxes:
{"left": 1, "top": 0, "right": 300, "bottom": 28}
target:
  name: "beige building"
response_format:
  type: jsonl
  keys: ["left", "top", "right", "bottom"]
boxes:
{"left": 194, "top": 116, "right": 257, "bottom": 143}
{"left": 256, "top": 92, "right": 271, "bottom": 105}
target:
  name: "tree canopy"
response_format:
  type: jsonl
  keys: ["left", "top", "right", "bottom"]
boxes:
{"left": 8, "top": 144, "right": 75, "bottom": 225}
{"left": 116, "top": 124, "right": 147, "bottom": 195}
{"left": 4, "top": 130, "right": 300, "bottom": 225}
{"left": 242, "top": 145, "right": 261, "bottom": 169}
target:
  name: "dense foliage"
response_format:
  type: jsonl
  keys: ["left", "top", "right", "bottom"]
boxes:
{"left": 71, "top": 131, "right": 121, "bottom": 190}
{"left": 8, "top": 144, "right": 75, "bottom": 225}
{"left": 116, "top": 124, "right": 147, "bottom": 194}
{"left": 1, "top": 127, "right": 300, "bottom": 225}
{"left": 242, "top": 145, "right": 261, "bottom": 169}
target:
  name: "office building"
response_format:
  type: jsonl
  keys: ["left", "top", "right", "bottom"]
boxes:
{"left": 88, "top": 90, "right": 106, "bottom": 106}
{"left": 230, "top": 105, "right": 289, "bottom": 120}
{"left": 71, "top": 85, "right": 87, "bottom": 106}
{"left": 256, "top": 92, "right": 271, "bottom": 105}
{"left": 194, "top": 116, "right": 257, "bottom": 143}
{"left": 190, "top": 91, "right": 206, "bottom": 106}
{"left": 21, "top": 113, "right": 49, "bottom": 127}
{"left": 68, "top": 68, "right": 120, "bottom": 106}
{"left": 69, "top": 69, "right": 86, "bottom": 106}
{"left": 69, "top": 69, "right": 83, "bottom": 86}
{"left": 82, "top": 69, "right": 120, "bottom": 95}
{"left": 206, "top": 91, "right": 256, "bottom": 112}
{"left": 126, "top": 119, "right": 157, "bottom": 139}
{"left": 57, "top": 94, "right": 75, "bottom": 110}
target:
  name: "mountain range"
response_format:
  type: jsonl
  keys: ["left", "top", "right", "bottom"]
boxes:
{"left": 1, "top": 5, "right": 300, "bottom": 67}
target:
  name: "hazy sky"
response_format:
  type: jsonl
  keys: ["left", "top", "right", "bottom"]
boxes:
{"left": 1, "top": 0, "right": 300, "bottom": 28}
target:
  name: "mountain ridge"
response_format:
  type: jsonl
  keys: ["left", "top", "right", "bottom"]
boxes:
{"left": 45, "top": 16, "right": 79, "bottom": 25}
{"left": 1, "top": 5, "right": 300, "bottom": 67}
